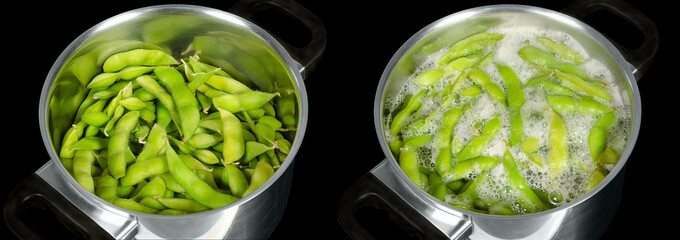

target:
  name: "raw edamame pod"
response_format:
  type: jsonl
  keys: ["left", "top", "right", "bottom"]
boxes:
{"left": 456, "top": 117, "right": 501, "bottom": 162}
{"left": 108, "top": 110, "right": 140, "bottom": 179}
{"left": 103, "top": 49, "right": 178, "bottom": 73}
{"left": 437, "top": 33, "right": 504, "bottom": 66}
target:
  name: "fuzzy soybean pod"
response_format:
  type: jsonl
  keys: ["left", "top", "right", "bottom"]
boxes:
{"left": 103, "top": 49, "right": 178, "bottom": 73}
{"left": 588, "top": 111, "right": 616, "bottom": 161}
{"left": 218, "top": 108, "right": 245, "bottom": 165}
{"left": 448, "top": 156, "right": 499, "bottom": 182}
{"left": 187, "top": 133, "right": 223, "bottom": 149}
{"left": 437, "top": 32, "right": 504, "bottom": 66}
{"left": 536, "top": 37, "right": 585, "bottom": 64}
{"left": 154, "top": 197, "right": 210, "bottom": 212}
{"left": 547, "top": 95, "right": 613, "bottom": 116}
{"left": 95, "top": 175, "right": 118, "bottom": 203}
{"left": 390, "top": 89, "right": 427, "bottom": 135}
{"left": 113, "top": 198, "right": 158, "bottom": 214}
{"left": 205, "top": 75, "right": 251, "bottom": 94}
{"left": 414, "top": 68, "right": 445, "bottom": 87}
{"left": 137, "top": 75, "right": 181, "bottom": 130}
{"left": 87, "top": 72, "right": 119, "bottom": 89}
{"left": 131, "top": 176, "right": 167, "bottom": 202}
{"left": 442, "top": 52, "right": 485, "bottom": 73}
{"left": 60, "top": 121, "right": 87, "bottom": 159}
{"left": 120, "top": 155, "right": 168, "bottom": 186}
{"left": 136, "top": 124, "right": 167, "bottom": 162}
{"left": 553, "top": 70, "right": 612, "bottom": 102}
{"left": 166, "top": 139, "right": 239, "bottom": 209}
{"left": 456, "top": 117, "right": 502, "bottom": 162}
{"left": 466, "top": 68, "right": 506, "bottom": 105}
{"left": 108, "top": 110, "right": 141, "bottom": 179}
{"left": 73, "top": 150, "right": 96, "bottom": 193}
{"left": 434, "top": 106, "right": 465, "bottom": 178}
{"left": 212, "top": 91, "right": 277, "bottom": 113}
{"left": 502, "top": 149, "right": 546, "bottom": 213}
{"left": 155, "top": 66, "right": 200, "bottom": 141}
{"left": 242, "top": 160, "right": 275, "bottom": 196}
{"left": 548, "top": 110, "right": 569, "bottom": 178}
{"left": 518, "top": 46, "right": 595, "bottom": 84}
{"left": 67, "top": 137, "right": 108, "bottom": 152}
{"left": 399, "top": 148, "right": 422, "bottom": 187}
{"left": 497, "top": 64, "right": 526, "bottom": 146}
{"left": 222, "top": 164, "right": 249, "bottom": 197}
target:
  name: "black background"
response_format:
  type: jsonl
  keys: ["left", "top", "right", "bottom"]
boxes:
{"left": 2, "top": 0, "right": 674, "bottom": 239}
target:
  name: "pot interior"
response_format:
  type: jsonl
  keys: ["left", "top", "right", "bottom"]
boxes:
{"left": 376, "top": 4, "right": 640, "bottom": 215}
{"left": 42, "top": 5, "right": 304, "bottom": 163}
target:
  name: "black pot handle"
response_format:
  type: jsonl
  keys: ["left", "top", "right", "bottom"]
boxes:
{"left": 229, "top": 0, "right": 327, "bottom": 79}
{"left": 337, "top": 172, "right": 451, "bottom": 240}
{"left": 4, "top": 173, "right": 113, "bottom": 240}
{"left": 561, "top": 0, "right": 659, "bottom": 80}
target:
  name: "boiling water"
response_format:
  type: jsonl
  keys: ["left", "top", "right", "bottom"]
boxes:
{"left": 384, "top": 24, "right": 631, "bottom": 213}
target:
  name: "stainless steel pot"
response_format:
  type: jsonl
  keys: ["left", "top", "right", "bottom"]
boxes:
{"left": 5, "top": 2, "right": 325, "bottom": 239}
{"left": 338, "top": 1, "right": 656, "bottom": 239}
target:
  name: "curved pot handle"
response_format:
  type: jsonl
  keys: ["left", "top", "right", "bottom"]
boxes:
{"left": 337, "top": 172, "right": 452, "bottom": 240}
{"left": 4, "top": 173, "right": 114, "bottom": 240}
{"left": 229, "top": 0, "right": 327, "bottom": 79}
{"left": 561, "top": 0, "right": 659, "bottom": 80}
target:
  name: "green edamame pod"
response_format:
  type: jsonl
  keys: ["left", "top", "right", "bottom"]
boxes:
{"left": 449, "top": 156, "right": 499, "bottom": 181}
{"left": 502, "top": 149, "right": 546, "bottom": 213}
{"left": 222, "top": 164, "right": 249, "bottom": 197}
{"left": 212, "top": 91, "right": 277, "bottom": 113}
{"left": 136, "top": 124, "right": 167, "bottom": 162}
{"left": 399, "top": 148, "right": 422, "bottom": 187}
{"left": 166, "top": 139, "right": 239, "bottom": 209}
{"left": 391, "top": 89, "right": 427, "bottom": 135}
{"left": 547, "top": 95, "right": 612, "bottom": 116}
{"left": 87, "top": 72, "right": 119, "bottom": 89}
{"left": 588, "top": 111, "right": 616, "bottom": 161}
{"left": 131, "top": 176, "right": 166, "bottom": 202}
{"left": 103, "top": 49, "right": 178, "bottom": 73}
{"left": 154, "top": 197, "right": 210, "bottom": 212}
{"left": 60, "top": 121, "right": 87, "bottom": 159}
{"left": 218, "top": 108, "right": 245, "bottom": 165}
{"left": 548, "top": 110, "right": 568, "bottom": 178}
{"left": 437, "top": 33, "right": 504, "bottom": 66}
{"left": 119, "top": 97, "right": 148, "bottom": 111}
{"left": 242, "top": 160, "right": 275, "bottom": 197}
{"left": 67, "top": 137, "right": 108, "bottom": 151}
{"left": 120, "top": 155, "right": 168, "bottom": 186}
{"left": 553, "top": 71, "right": 612, "bottom": 102}
{"left": 73, "top": 150, "right": 96, "bottom": 193}
{"left": 497, "top": 64, "right": 526, "bottom": 146}
{"left": 536, "top": 37, "right": 584, "bottom": 64}
{"left": 137, "top": 75, "right": 181, "bottom": 131}
{"left": 466, "top": 68, "right": 506, "bottom": 105}
{"left": 456, "top": 117, "right": 501, "bottom": 162}
{"left": 113, "top": 198, "right": 158, "bottom": 214}
{"left": 414, "top": 69, "right": 445, "bottom": 87}
{"left": 518, "top": 46, "right": 595, "bottom": 84}
{"left": 108, "top": 110, "right": 140, "bottom": 179}
{"left": 118, "top": 66, "right": 157, "bottom": 80}
{"left": 187, "top": 133, "right": 223, "bottom": 149}
{"left": 95, "top": 175, "right": 117, "bottom": 203}
{"left": 155, "top": 66, "right": 200, "bottom": 141}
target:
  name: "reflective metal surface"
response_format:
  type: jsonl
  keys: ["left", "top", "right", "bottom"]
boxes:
{"left": 37, "top": 4, "right": 308, "bottom": 239}
{"left": 373, "top": 5, "right": 641, "bottom": 239}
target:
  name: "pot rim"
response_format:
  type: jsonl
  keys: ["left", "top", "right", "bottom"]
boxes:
{"left": 374, "top": 4, "right": 641, "bottom": 220}
{"left": 38, "top": 4, "right": 309, "bottom": 218}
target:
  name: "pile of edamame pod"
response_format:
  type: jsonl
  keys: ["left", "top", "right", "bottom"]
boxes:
{"left": 386, "top": 27, "right": 629, "bottom": 215}
{"left": 59, "top": 46, "right": 296, "bottom": 215}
